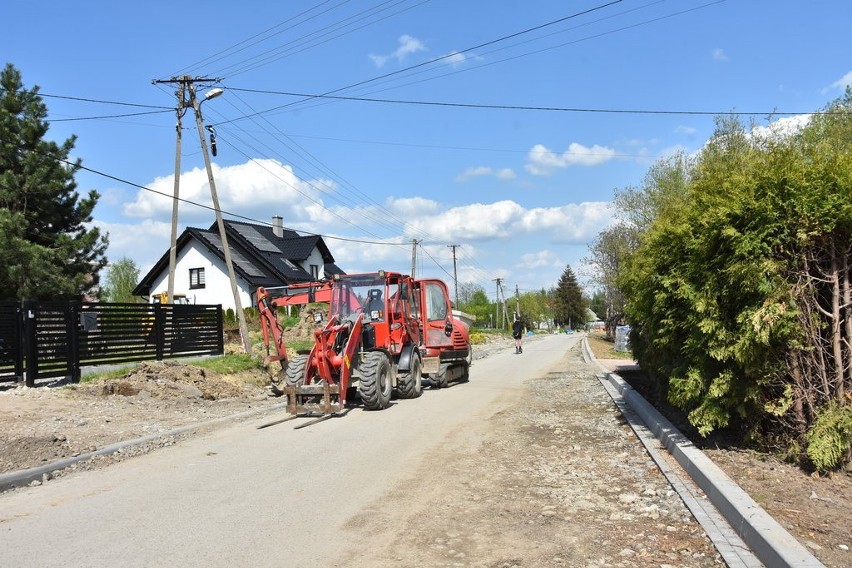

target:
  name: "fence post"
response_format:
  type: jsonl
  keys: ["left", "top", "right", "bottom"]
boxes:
{"left": 216, "top": 305, "right": 224, "bottom": 355}
{"left": 154, "top": 303, "right": 165, "bottom": 361}
{"left": 67, "top": 301, "right": 81, "bottom": 382}
{"left": 23, "top": 300, "right": 37, "bottom": 387}
{"left": 13, "top": 303, "right": 24, "bottom": 382}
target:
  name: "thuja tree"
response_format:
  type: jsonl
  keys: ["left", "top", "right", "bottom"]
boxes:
{"left": 0, "top": 63, "right": 107, "bottom": 300}
{"left": 621, "top": 92, "right": 852, "bottom": 469}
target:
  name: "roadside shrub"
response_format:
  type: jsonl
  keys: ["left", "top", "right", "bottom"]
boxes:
{"left": 805, "top": 402, "right": 852, "bottom": 472}
{"left": 469, "top": 331, "right": 487, "bottom": 345}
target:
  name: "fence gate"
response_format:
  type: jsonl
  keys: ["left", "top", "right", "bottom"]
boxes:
{"left": 0, "top": 302, "right": 23, "bottom": 383}
{"left": 2, "top": 300, "right": 223, "bottom": 387}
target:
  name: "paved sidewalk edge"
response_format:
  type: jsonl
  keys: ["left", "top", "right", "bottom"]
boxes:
{"left": 581, "top": 337, "right": 824, "bottom": 568}
{"left": 0, "top": 401, "right": 289, "bottom": 493}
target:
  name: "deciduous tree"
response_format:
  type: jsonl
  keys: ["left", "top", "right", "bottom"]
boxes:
{"left": 101, "top": 257, "right": 140, "bottom": 303}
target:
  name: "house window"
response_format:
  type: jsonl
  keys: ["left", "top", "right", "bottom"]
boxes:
{"left": 310, "top": 264, "right": 319, "bottom": 279}
{"left": 189, "top": 267, "right": 205, "bottom": 289}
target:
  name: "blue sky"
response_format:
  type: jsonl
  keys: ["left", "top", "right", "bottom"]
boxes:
{"left": 4, "top": 0, "right": 851, "bottom": 300}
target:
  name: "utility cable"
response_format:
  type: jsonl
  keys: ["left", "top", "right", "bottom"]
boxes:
{"left": 165, "top": 0, "right": 347, "bottom": 78}
{"left": 223, "top": 89, "right": 820, "bottom": 118}
{"left": 26, "top": 147, "right": 408, "bottom": 247}
{"left": 212, "top": 0, "right": 624, "bottom": 126}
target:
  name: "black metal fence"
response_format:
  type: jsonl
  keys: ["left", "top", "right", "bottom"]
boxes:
{"left": 0, "top": 301, "right": 223, "bottom": 386}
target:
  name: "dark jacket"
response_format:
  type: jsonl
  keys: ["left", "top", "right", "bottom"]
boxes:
{"left": 512, "top": 320, "right": 524, "bottom": 339}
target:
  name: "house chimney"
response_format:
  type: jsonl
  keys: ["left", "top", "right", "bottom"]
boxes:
{"left": 272, "top": 215, "right": 283, "bottom": 238}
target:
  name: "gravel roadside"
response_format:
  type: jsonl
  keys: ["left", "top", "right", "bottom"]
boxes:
{"left": 337, "top": 339, "right": 723, "bottom": 567}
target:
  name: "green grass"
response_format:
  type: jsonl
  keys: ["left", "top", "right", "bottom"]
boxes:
{"left": 194, "top": 353, "right": 265, "bottom": 374}
{"left": 79, "top": 352, "right": 266, "bottom": 384}
{"left": 587, "top": 333, "right": 627, "bottom": 360}
{"left": 288, "top": 339, "right": 316, "bottom": 353}
{"left": 80, "top": 366, "right": 135, "bottom": 384}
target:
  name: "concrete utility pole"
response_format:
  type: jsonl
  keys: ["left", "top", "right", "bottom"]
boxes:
{"left": 410, "top": 239, "right": 420, "bottom": 277}
{"left": 447, "top": 244, "right": 459, "bottom": 307}
{"left": 502, "top": 282, "right": 510, "bottom": 329}
{"left": 152, "top": 76, "right": 200, "bottom": 303}
{"left": 166, "top": 81, "right": 186, "bottom": 304}
{"left": 493, "top": 278, "right": 503, "bottom": 329}
{"left": 188, "top": 83, "right": 251, "bottom": 354}
{"left": 515, "top": 284, "right": 520, "bottom": 317}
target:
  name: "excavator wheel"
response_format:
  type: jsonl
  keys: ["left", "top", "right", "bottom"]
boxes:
{"left": 459, "top": 343, "right": 473, "bottom": 383}
{"left": 358, "top": 351, "right": 392, "bottom": 410}
{"left": 284, "top": 354, "right": 309, "bottom": 387}
{"left": 396, "top": 354, "right": 423, "bottom": 399}
{"left": 435, "top": 363, "right": 450, "bottom": 389}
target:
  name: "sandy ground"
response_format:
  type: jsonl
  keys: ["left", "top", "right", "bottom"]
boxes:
{"left": 1, "top": 333, "right": 850, "bottom": 566}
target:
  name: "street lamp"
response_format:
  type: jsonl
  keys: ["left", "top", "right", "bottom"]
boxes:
{"left": 190, "top": 85, "right": 251, "bottom": 354}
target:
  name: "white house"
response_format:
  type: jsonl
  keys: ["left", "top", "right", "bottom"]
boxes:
{"left": 133, "top": 217, "right": 344, "bottom": 310}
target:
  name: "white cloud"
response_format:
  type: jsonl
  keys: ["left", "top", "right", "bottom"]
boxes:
{"left": 675, "top": 125, "right": 698, "bottom": 135}
{"left": 441, "top": 51, "right": 482, "bottom": 68}
{"left": 455, "top": 166, "right": 516, "bottom": 182}
{"left": 827, "top": 70, "right": 852, "bottom": 93}
{"left": 369, "top": 34, "right": 426, "bottom": 67}
{"left": 404, "top": 200, "right": 614, "bottom": 243}
{"left": 749, "top": 114, "right": 811, "bottom": 140}
{"left": 525, "top": 143, "right": 616, "bottom": 175}
{"left": 517, "top": 250, "right": 563, "bottom": 270}
{"left": 324, "top": 236, "right": 411, "bottom": 274}
{"left": 387, "top": 196, "right": 439, "bottom": 217}
{"left": 712, "top": 48, "right": 729, "bottom": 62}
{"left": 123, "top": 159, "right": 331, "bottom": 226}
{"left": 94, "top": 218, "right": 175, "bottom": 275}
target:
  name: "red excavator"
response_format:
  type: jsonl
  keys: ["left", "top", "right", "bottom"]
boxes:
{"left": 256, "top": 270, "right": 471, "bottom": 416}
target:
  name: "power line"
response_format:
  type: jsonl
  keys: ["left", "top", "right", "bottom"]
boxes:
{"left": 212, "top": 91, "right": 432, "bottom": 241}
{"left": 224, "top": 88, "right": 824, "bottom": 118}
{"left": 38, "top": 93, "right": 173, "bottom": 109}
{"left": 209, "top": 0, "right": 429, "bottom": 79}
{"left": 30, "top": 148, "right": 409, "bottom": 247}
{"left": 164, "top": 0, "right": 346, "bottom": 78}
{"left": 211, "top": 0, "right": 625, "bottom": 126}
{"left": 49, "top": 110, "right": 174, "bottom": 122}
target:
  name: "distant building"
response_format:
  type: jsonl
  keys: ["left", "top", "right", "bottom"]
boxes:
{"left": 133, "top": 216, "right": 344, "bottom": 310}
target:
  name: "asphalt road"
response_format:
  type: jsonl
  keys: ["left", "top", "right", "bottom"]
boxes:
{"left": 0, "top": 333, "right": 579, "bottom": 568}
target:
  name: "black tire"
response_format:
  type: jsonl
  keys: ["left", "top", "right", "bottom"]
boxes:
{"left": 435, "top": 363, "right": 449, "bottom": 389}
{"left": 396, "top": 354, "right": 423, "bottom": 399}
{"left": 284, "top": 354, "right": 309, "bottom": 387}
{"left": 358, "top": 351, "right": 392, "bottom": 410}
{"left": 459, "top": 343, "right": 472, "bottom": 383}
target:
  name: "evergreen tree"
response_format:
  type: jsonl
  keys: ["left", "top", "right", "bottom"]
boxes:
{"left": 553, "top": 265, "right": 585, "bottom": 329}
{"left": 0, "top": 63, "right": 107, "bottom": 300}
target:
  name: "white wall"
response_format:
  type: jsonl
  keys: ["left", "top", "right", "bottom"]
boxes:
{"left": 149, "top": 240, "right": 253, "bottom": 311}
{"left": 299, "top": 248, "right": 327, "bottom": 280}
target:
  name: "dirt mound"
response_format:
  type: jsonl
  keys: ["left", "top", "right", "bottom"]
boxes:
{"left": 90, "top": 360, "right": 250, "bottom": 401}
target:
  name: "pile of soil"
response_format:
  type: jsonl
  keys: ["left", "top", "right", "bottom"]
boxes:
{"left": 0, "top": 360, "right": 276, "bottom": 475}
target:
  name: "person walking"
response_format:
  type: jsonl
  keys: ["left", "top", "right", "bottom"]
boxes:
{"left": 512, "top": 315, "right": 524, "bottom": 354}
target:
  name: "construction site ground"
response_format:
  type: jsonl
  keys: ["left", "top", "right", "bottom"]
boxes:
{"left": 0, "top": 332, "right": 849, "bottom": 567}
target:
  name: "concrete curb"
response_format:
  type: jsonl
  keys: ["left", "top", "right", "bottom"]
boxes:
{"left": 581, "top": 337, "right": 825, "bottom": 568}
{"left": 0, "top": 401, "right": 289, "bottom": 494}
